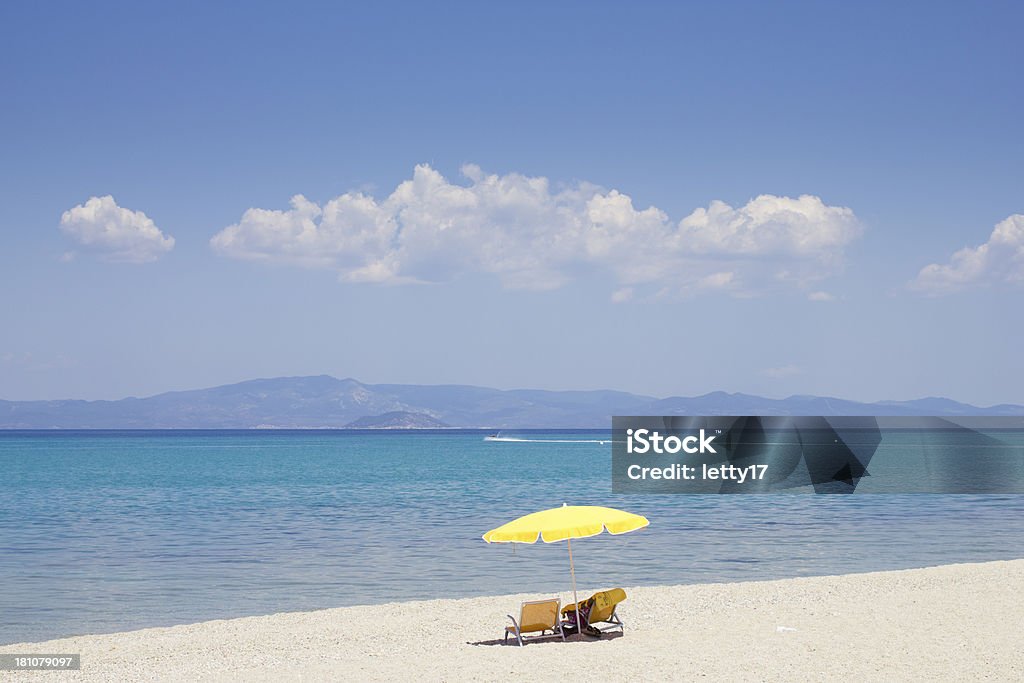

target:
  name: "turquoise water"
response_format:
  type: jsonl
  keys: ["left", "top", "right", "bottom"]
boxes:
{"left": 2, "top": 429, "right": 1024, "bottom": 645}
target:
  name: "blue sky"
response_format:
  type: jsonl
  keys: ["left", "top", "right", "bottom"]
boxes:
{"left": 1, "top": 1, "right": 1021, "bottom": 405}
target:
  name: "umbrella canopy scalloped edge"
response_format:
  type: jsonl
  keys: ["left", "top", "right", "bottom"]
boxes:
{"left": 482, "top": 505, "right": 649, "bottom": 544}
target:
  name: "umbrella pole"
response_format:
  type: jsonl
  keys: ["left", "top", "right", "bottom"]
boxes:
{"left": 567, "top": 537, "right": 580, "bottom": 634}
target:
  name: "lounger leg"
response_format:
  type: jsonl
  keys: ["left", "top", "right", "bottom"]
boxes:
{"left": 506, "top": 615, "right": 522, "bottom": 646}
{"left": 607, "top": 609, "right": 625, "bottom": 633}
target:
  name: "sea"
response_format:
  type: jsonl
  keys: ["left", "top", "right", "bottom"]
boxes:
{"left": 2, "top": 429, "right": 1024, "bottom": 645}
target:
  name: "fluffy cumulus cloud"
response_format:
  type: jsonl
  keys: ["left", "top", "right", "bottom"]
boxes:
{"left": 677, "top": 195, "right": 860, "bottom": 258}
{"left": 912, "top": 215, "right": 1024, "bottom": 294}
{"left": 60, "top": 196, "right": 174, "bottom": 263}
{"left": 211, "top": 164, "right": 862, "bottom": 296}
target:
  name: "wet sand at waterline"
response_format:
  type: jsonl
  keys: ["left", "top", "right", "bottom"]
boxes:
{"left": 3, "top": 559, "right": 1022, "bottom": 681}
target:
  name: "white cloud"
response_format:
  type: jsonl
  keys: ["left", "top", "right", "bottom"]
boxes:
{"left": 211, "top": 164, "right": 862, "bottom": 296}
{"left": 0, "top": 350, "right": 74, "bottom": 371}
{"left": 808, "top": 290, "right": 835, "bottom": 302}
{"left": 210, "top": 193, "right": 395, "bottom": 270}
{"left": 677, "top": 195, "right": 861, "bottom": 258}
{"left": 697, "top": 271, "right": 736, "bottom": 290}
{"left": 60, "top": 196, "right": 174, "bottom": 263}
{"left": 610, "top": 287, "right": 634, "bottom": 303}
{"left": 762, "top": 364, "right": 803, "bottom": 379}
{"left": 911, "top": 214, "right": 1024, "bottom": 294}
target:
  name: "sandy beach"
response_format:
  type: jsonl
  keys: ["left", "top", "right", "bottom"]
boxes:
{"left": 3, "top": 559, "right": 1022, "bottom": 682}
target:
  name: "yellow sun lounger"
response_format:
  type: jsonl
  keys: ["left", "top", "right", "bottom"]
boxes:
{"left": 561, "top": 588, "right": 627, "bottom": 634}
{"left": 504, "top": 598, "right": 565, "bottom": 646}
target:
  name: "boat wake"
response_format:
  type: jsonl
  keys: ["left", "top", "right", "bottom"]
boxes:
{"left": 483, "top": 436, "right": 609, "bottom": 444}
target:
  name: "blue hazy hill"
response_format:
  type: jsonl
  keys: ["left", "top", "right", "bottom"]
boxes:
{"left": 1, "top": 376, "right": 1022, "bottom": 428}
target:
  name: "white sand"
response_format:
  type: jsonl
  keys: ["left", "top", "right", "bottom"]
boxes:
{"left": 3, "top": 560, "right": 1023, "bottom": 682}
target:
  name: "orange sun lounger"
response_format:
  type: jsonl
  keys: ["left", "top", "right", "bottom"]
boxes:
{"left": 560, "top": 588, "right": 627, "bottom": 634}
{"left": 504, "top": 598, "right": 566, "bottom": 646}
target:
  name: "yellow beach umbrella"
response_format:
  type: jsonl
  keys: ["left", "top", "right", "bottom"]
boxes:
{"left": 483, "top": 504, "right": 649, "bottom": 633}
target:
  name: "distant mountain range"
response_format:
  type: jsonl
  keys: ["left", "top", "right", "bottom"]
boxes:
{"left": 1, "top": 375, "right": 1022, "bottom": 429}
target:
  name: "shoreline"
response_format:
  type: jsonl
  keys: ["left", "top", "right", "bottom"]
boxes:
{"left": 2, "top": 559, "right": 1022, "bottom": 681}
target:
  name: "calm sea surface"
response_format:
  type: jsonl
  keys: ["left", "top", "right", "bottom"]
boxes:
{"left": 2, "top": 429, "right": 1023, "bottom": 644}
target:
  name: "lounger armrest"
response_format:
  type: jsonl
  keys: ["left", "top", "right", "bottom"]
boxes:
{"left": 506, "top": 615, "right": 520, "bottom": 631}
